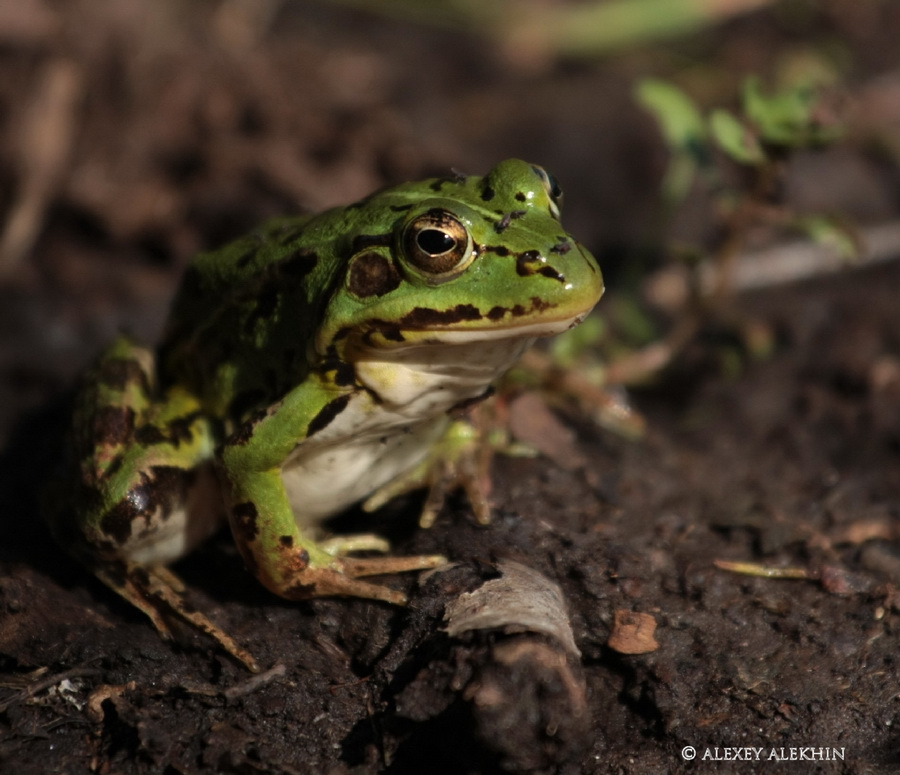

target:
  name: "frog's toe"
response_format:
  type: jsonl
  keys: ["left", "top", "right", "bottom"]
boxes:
{"left": 95, "top": 563, "right": 260, "bottom": 672}
{"left": 319, "top": 533, "right": 391, "bottom": 556}
{"left": 363, "top": 417, "right": 494, "bottom": 528}
{"left": 281, "top": 554, "right": 447, "bottom": 605}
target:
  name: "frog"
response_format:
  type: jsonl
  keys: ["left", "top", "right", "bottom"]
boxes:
{"left": 48, "top": 159, "right": 604, "bottom": 671}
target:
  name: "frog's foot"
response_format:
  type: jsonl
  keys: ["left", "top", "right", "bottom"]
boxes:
{"left": 363, "top": 418, "right": 493, "bottom": 528}
{"left": 94, "top": 563, "right": 260, "bottom": 672}
{"left": 276, "top": 552, "right": 447, "bottom": 606}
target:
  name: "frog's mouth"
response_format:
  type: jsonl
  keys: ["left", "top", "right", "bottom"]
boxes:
{"left": 359, "top": 302, "right": 592, "bottom": 350}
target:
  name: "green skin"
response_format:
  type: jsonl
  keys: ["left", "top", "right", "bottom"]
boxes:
{"left": 51, "top": 159, "right": 604, "bottom": 669}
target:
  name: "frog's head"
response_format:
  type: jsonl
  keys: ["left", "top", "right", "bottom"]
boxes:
{"left": 317, "top": 159, "right": 603, "bottom": 361}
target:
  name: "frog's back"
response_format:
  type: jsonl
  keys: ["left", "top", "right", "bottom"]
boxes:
{"left": 158, "top": 214, "right": 337, "bottom": 422}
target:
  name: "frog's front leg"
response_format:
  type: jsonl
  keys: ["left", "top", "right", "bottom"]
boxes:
{"left": 56, "top": 337, "right": 259, "bottom": 671}
{"left": 218, "top": 376, "right": 446, "bottom": 605}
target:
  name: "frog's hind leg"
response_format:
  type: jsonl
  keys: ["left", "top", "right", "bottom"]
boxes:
{"left": 91, "top": 563, "right": 259, "bottom": 672}
{"left": 59, "top": 336, "right": 259, "bottom": 671}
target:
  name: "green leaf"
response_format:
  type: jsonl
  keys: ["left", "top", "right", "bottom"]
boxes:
{"left": 635, "top": 78, "right": 707, "bottom": 155}
{"left": 742, "top": 76, "right": 842, "bottom": 149}
{"left": 635, "top": 78, "right": 710, "bottom": 202}
{"left": 795, "top": 215, "right": 861, "bottom": 261}
{"left": 709, "top": 109, "right": 766, "bottom": 165}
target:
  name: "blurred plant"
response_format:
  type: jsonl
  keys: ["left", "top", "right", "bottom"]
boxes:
{"left": 606, "top": 74, "right": 853, "bottom": 381}
{"left": 322, "top": 0, "right": 777, "bottom": 64}
{"left": 516, "top": 73, "right": 851, "bottom": 435}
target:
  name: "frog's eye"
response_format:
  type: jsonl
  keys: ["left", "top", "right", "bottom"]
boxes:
{"left": 531, "top": 165, "right": 563, "bottom": 219}
{"left": 403, "top": 209, "right": 473, "bottom": 278}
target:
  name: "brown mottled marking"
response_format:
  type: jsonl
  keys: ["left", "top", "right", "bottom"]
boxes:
{"left": 134, "top": 424, "right": 167, "bottom": 446}
{"left": 279, "top": 248, "right": 318, "bottom": 278}
{"left": 494, "top": 209, "right": 526, "bottom": 234}
{"left": 450, "top": 386, "right": 494, "bottom": 412}
{"left": 347, "top": 251, "right": 401, "bottom": 298}
{"left": 101, "top": 499, "right": 139, "bottom": 544}
{"left": 233, "top": 501, "right": 260, "bottom": 542}
{"left": 529, "top": 295, "right": 553, "bottom": 312}
{"left": 279, "top": 535, "right": 294, "bottom": 548}
{"left": 307, "top": 393, "right": 352, "bottom": 436}
{"left": 400, "top": 304, "right": 482, "bottom": 328}
{"left": 516, "top": 250, "right": 543, "bottom": 277}
{"left": 229, "top": 409, "right": 267, "bottom": 446}
{"left": 538, "top": 266, "right": 565, "bottom": 282}
{"left": 351, "top": 233, "right": 392, "bottom": 253}
{"left": 100, "top": 466, "right": 191, "bottom": 542}
{"left": 93, "top": 406, "right": 136, "bottom": 446}
{"left": 97, "top": 358, "right": 147, "bottom": 392}
{"left": 236, "top": 248, "right": 257, "bottom": 269}
{"left": 229, "top": 390, "right": 266, "bottom": 424}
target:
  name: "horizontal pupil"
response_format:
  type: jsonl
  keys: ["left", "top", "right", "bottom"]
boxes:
{"left": 417, "top": 228, "right": 455, "bottom": 255}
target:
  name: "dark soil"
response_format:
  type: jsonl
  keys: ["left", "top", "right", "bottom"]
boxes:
{"left": 2, "top": 2, "right": 900, "bottom": 773}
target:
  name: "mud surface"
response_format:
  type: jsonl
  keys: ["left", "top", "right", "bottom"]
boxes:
{"left": 2, "top": 3, "right": 900, "bottom": 773}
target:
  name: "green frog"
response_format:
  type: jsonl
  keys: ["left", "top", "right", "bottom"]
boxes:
{"left": 50, "top": 159, "right": 604, "bottom": 670}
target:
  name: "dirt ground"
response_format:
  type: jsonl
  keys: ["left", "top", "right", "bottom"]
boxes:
{"left": 2, "top": 2, "right": 900, "bottom": 773}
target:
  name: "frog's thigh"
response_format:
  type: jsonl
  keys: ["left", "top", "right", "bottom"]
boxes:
{"left": 115, "top": 463, "right": 224, "bottom": 566}
{"left": 76, "top": 341, "right": 222, "bottom": 567}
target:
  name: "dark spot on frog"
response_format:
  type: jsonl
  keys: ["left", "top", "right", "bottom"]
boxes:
{"left": 320, "top": 348, "right": 357, "bottom": 388}
{"left": 399, "top": 304, "right": 482, "bottom": 327}
{"left": 178, "top": 265, "right": 204, "bottom": 301}
{"left": 278, "top": 546, "right": 311, "bottom": 577}
{"left": 170, "top": 413, "right": 202, "bottom": 443}
{"left": 235, "top": 248, "right": 257, "bottom": 269}
{"left": 257, "top": 283, "right": 280, "bottom": 321}
{"left": 481, "top": 184, "right": 496, "bottom": 202}
{"left": 100, "top": 500, "right": 136, "bottom": 545}
{"left": 229, "top": 409, "right": 267, "bottom": 446}
{"left": 105, "top": 454, "right": 124, "bottom": 479}
{"left": 515, "top": 192, "right": 527, "bottom": 202}
{"left": 351, "top": 233, "right": 392, "bottom": 253}
{"left": 279, "top": 535, "right": 293, "bottom": 548}
{"left": 485, "top": 244, "right": 510, "bottom": 256}
{"left": 550, "top": 240, "right": 571, "bottom": 255}
{"left": 280, "top": 247, "right": 319, "bottom": 277}
{"left": 390, "top": 203, "right": 413, "bottom": 212}
{"left": 348, "top": 251, "right": 402, "bottom": 298}
{"left": 307, "top": 393, "right": 352, "bottom": 436}
{"left": 381, "top": 328, "right": 405, "bottom": 342}
{"left": 94, "top": 406, "right": 136, "bottom": 446}
{"left": 495, "top": 210, "right": 526, "bottom": 234}
{"left": 97, "top": 358, "right": 148, "bottom": 393}
{"left": 134, "top": 424, "right": 167, "bottom": 446}
{"left": 100, "top": 466, "right": 192, "bottom": 543}
{"left": 229, "top": 389, "right": 266, "bottom": 424}
{"left": 539, "top": 266, "right": 565, "bottom": 282}
{"left": 450, "top": 386, "right": 495, "bottom": 413}
{"left": 516, "top": 250, "right": 543, "bottom": 276}
{"left": 232, "top": 501, "right": 260, "bottom": 542}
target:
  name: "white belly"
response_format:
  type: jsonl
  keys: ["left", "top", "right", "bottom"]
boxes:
{"left": 280, "top": 334, "right": 533, "bottom": 530}
{"left": 281, "top": 412, "right": 447, "bottom": 528}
